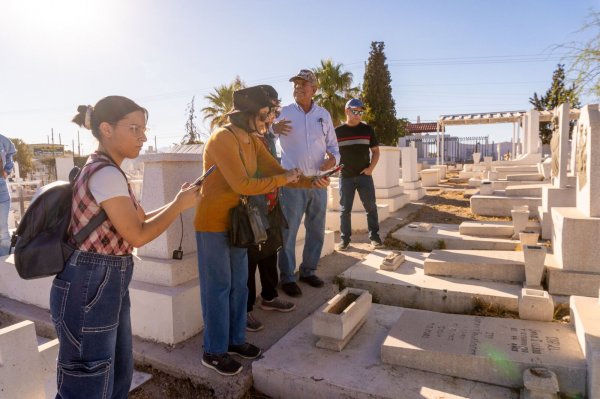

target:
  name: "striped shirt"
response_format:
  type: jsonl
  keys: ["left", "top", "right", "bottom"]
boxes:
{"left": 335, "top": 122, "right": 379, "bottom": 178}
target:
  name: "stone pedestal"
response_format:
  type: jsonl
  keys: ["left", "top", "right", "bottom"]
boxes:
{"left": 480, "top": 180, "right": 493, "bottom": 195}
{"left": 552, "top": 207, "right": 600, "bottom": 272}
{"left": 380, "top": 251, "right": 405, "bottom": 271}
{"left": 511, "top": 209, "right": 530, "bottom": 239}
{"left": 132, "top": 152, "right": 205, "bottom": 344}
{"left": 519, "top": 231, "right": 539, "bottom": 246}
{"left": 519, "top": 289, "right": 554, "bottom": 322}
{"left": 137, "top": 153, "right": 202, "bottom": 259}
{"left": 522, "top": 368, "right": 560, "bottom": 399}
{"left": 538, "top": 186, "right": 575, "bottom": 239}
{"left": 419, "top": 169, "right": 438, "bottom": 187}
{"left": 372, "top": 146, "right": 409, "bottom": 211}
{"left": 400, "top": 147, "right": 425, "bottom": 200}
{"left": 523, "top": 245, "right": 547, "bottom": 287}
{"left": 473, "top": 152, "right": 481, "bottom": 164}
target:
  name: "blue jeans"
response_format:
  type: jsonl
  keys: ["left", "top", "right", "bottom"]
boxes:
{"left": 278, "top": 187, "right": 326, "bottom": 283}
{"left": 50, "top": 251, "right": 134, "bottom": 399}
{"left": 0, "top": 179, "right": 10, "bottom": 255}
{"left": 339, "top": 175, "right": 380, "bottom": 244}
{"left": 196, "top": 231, "right": 248, "bottom": 354}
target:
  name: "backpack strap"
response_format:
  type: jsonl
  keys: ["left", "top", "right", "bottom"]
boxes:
{"left": 69, "top": 155, "right": 131, "bottom": 246}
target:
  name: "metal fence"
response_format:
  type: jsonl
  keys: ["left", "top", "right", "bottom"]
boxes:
{"left": 402, "top": 135, "right": 495, "bottom": 164}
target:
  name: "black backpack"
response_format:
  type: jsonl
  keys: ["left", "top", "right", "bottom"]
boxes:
{"left": 10, "top": 163, "right": 114, "bottom": 279}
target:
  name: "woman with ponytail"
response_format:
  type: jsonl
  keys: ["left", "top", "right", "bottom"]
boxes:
{"left": 50, "top": 95, "right": 200, "bottom": 398}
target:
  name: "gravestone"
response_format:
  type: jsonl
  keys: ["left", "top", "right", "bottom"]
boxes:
{"left": 551, "top": 104, "right": 600, "bottom": 276}
{"left": 539, "top": 103, "right": 576, "bottom": 239}
{"left": 381, "top": 309, "right": 586, "bottom": 396}
{"left": 400, "top": 146, "right": 425, "bottom": 200}
{"left": 371, "top": 146, "right": 409, "bottom": 211}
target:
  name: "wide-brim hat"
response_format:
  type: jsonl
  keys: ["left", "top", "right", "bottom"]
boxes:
{"left": 227, "top": 86, "right": 272, "bottom": 115}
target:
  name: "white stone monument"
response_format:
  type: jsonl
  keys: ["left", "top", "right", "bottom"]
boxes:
{"left": 549, "top": 104, "right": 600, "bottom": 297}
{"left": 539, "top": 103, "right": 576, "bottom": 239}
{"left": 371, "top": 146, "right": 409, "bottom": 212}
{"left": 400, "top": 147, "right": 425, "bottom": 200}
{"left": 54, "top": 156, "right": 74, "bottom": 181}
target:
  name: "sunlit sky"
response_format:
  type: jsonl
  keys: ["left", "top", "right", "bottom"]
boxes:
{"left": 1, "top": 0, "right": 598, "bottom": 155}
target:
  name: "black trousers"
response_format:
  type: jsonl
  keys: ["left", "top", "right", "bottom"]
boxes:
{"left": 247, "top": 248, "right": 279, "bottom": 312}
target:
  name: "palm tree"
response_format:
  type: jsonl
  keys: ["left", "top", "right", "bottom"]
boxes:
{"left": 312, "top": 59, "right": 359, "bottom": 126}
{"left": 201, "top": 76, "right": 246, "bottom": 131}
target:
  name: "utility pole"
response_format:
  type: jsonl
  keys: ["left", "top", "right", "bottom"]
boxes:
{"left": 77, "top": 130, "right": 81, "bottom": 156}
{"left": 154, "top": 136, "right": 157, "bottom": 153}
{"left": 72, "top": 139, "right": 75, "bottom": 159}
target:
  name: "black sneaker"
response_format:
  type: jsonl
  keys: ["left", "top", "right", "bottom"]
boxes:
{"left": 201, "top": 352, "right": 243, "bottom": 376}
{"left": 371, "top": 239, "right": 385, "bottom": 249}
{"left": 282, "top": 282, "right": 303, "bottom": 297}
{"left": 299, "top": 275, "right": 324, "bottom": 288}
{"left": 246, "top": 312, "right": 264, "bottom": 332}
{"left": 227, "top": 343, "right": 262, "bottom": 359}
{"left": 336, "top": 241, "right": 350, "bottom": 251}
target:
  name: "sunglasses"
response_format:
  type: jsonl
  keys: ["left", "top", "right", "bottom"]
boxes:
{"left": 349, "top": 109, "right": 364, "bottom": 116}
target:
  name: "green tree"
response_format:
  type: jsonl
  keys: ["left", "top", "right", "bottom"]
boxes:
{"left": 565, "top": 11, "right": 600, "bottom": 98}
{"left": 201, "top": 76, "right": 246, "bottom": 131}
{"left": 529, "top": 64, "right": 580, "bottom": 144}
{"left": 9, "top": 138, "right": 33, "bottom": 178}
{"left": 362, "top": 41, "right": 399, "bottom": 146}
{"left": 312, "top": 59, "right": 359, "bottom": 126}
{"left": 181, "top": 96, "right": 203, "bottom": 144}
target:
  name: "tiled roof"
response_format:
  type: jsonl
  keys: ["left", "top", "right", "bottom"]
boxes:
{"left": 406, "top": 122, "right": 440, "bottom": 133}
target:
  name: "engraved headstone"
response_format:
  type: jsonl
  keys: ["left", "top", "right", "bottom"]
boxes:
{"left": 381, "top": 309, "right": 586, "bottom": 395}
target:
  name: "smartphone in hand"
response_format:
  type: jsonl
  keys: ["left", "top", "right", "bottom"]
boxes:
{"left": 312, "top": 164, "right": 344, "bottom": 181}
{"left": 193, "top": 164, "right": 217, "bottom": 186}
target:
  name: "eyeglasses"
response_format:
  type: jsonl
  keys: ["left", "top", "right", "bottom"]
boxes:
{"left": 115, "top": 124, "right": 149, "bottom": 138}
{"left": 349, "top": 109, "right": 364, "bottom": 116}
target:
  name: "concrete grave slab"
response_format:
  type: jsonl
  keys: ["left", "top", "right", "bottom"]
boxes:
{"left": 253, "top": 304, "right": 518, "bottom": 399}
{"left": 424, "top": 249, "right": 526, "bottom": 283}
{"left": 570, "top": 295, "right": 600, "bottom": 399}
{"left": 393, "top": 223, "right": 519, "bottom": 251}
{"left": 459, "top": 220, "right": 540, "bottom": 238}
{"left": 381, "top": 309, "right": 586, "bottom": 396}
{"left": 505, "top": 183, "right": 548, "bottom": 198}
{"left": 338, "top": 251, "right": 520, "bottom": 314}
{"left": 470, "top": 194, "right": 541, "bottom": 218}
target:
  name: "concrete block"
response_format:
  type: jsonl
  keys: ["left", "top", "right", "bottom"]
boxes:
{"left": 338, "top": 251, "right": 520, "bottom": 314}
{"left": 419, "top": 169, "right": 439, "bottom": 187}
{"left": 506, "top": 174, "right": 544, "bottom": 182}
{"left": 512, "top": 209, "right": 530, "bottom": 239}
{"left": 519, "top": 289, "right": 554, "bottom": 322}
{"left": 381, "top": 309, "right": 586, "bottom": 395}
{"left": 424, "top": 249, "right": 525, "bottom": 283}
{"left": 312, "top": 288, "right": 371, "bottom": 351}
{"left": 133, "top": 253, "right": 198, "bottom": 287}
{"left": 400, "top": 147, "right": 419, "bottom": 182}
{"left": 380, "top": 251, "right": 405, "bottom": 271}
{"left": 519, "top": 231, "right": 540, "bottom": 246}
{"left": 375, "top": 185, "right": 404, "bottom": 198}
{"left": 575, "top": 104, "right": 600, "bottom": 217}
{"left": 129, "top": 278, "right": 203, "bottom": 344}
{"left": 479, "top": 180, "right": 493, "bottom": 195}
{"left": 400, "top": 180, "right": 422, "bottom": 190}
{"left": 404, "top": 187, "right": 426, "bottom": 201}
{"left": 547, "top": 266, "right": 600, "bottom": 297}
{"left": 393, "top": 223, "right": 519, "bottom": 251}
{"left": 253, "top": 304, "right": 517, "bottom": 399}
{"left": 522, "top": 368, "right": 559, "bottom": 399}
{"left": 459, "top": 220, "right": 540, "bottom": 238}
{"left": 430, "top": 164, "right": 447, "bottom": 179}
{"left": 551, "top": 207, "right": 600, "bottom": 272}
{"left": 377, "top": 193, "right": 410, "bottom": 212}
{"left": 470, "top": 194, "right": 541, "bottom": 218}
{"left": 570, "top": 295, "right": 600, "bottom": 399}
{"left": 523, "top": 245, "right": 547, "bottom": 288}
{"left": 0, "top": 255, "right": 52, "bottom": 309}
{"left": 505, "top": 183, "right": 547, "bottom": 197}
{"left": 372, "top": 146, "right": 400, "bottom": 189}
{"left": 326, "top": 204, "right": 389, "bottom": 232}
{"left": 137, "top": 153, "right": 202, "bottom": 259}
{"left": 540, "top": 186, "right": 575, "bottom": 239}
{"left": 0, "top": 321, "right": 47, "bottom": 399}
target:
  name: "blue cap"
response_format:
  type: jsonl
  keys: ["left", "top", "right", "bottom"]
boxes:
{"left": 345, "top": 98, "right": 364, "bottom": 108}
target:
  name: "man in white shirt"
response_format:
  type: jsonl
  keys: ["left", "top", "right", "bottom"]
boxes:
{"left": 275, "top": 69, "right": 340, "bottom": 297}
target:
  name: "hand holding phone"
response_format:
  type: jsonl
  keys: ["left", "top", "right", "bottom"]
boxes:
{"left": 315, "top": 164, "right": 343, "bottom": 179}
{"left": 193, "top": 164, "right": 217, "bottom": 186}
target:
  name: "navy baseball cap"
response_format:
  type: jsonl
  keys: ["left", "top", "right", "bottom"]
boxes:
{"left": 345, "top": 98, "right": 364, "bottom": 108}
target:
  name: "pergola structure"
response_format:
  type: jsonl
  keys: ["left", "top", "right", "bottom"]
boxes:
{"left": 434, "top": 109, "right": 581, "bottom": 165}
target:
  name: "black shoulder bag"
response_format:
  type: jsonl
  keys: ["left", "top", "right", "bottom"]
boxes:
{"left": 227, "top": 128, "right": 268, "bottom": 248}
